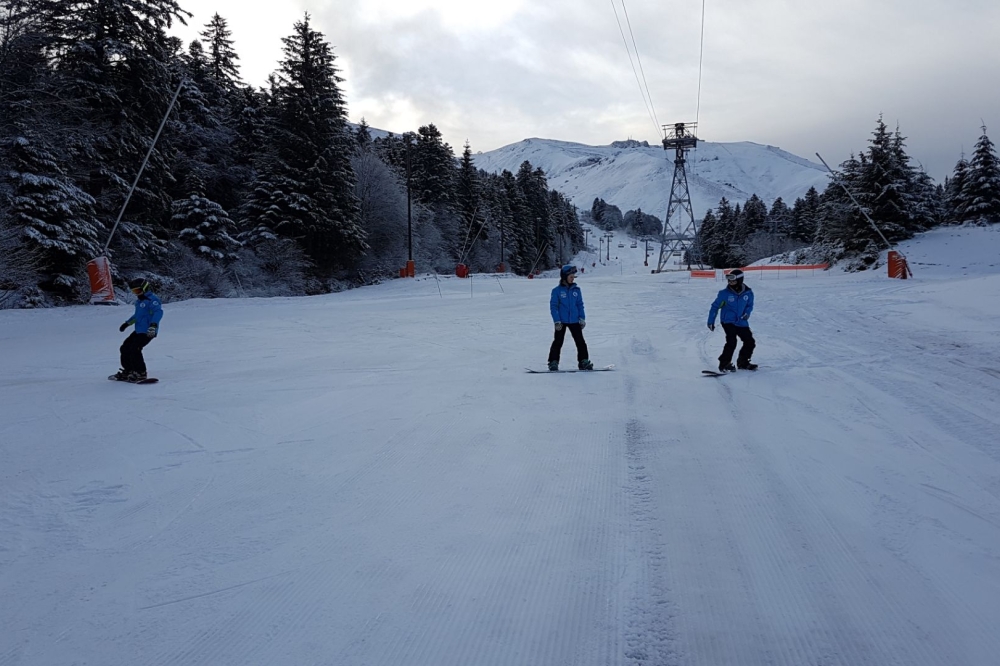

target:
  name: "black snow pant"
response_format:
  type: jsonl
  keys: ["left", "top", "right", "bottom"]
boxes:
{"left": 548, "top": 323, "right": 589, "bottom": 364}
{"left": 720, "top": 323, "right": 755, "bottom": 367}
{"left": 120, "top": 332, "right": 153, "bottom": 374}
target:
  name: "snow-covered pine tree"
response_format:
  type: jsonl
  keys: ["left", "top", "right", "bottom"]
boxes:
{"left": 501, "top": 169, "right": 532, "bottom": 274}
{"left": 734, "top": 194, "right": 770, "bottom": 261}
{"left": 350, "top": 146, "right": 408, "bottom": 277}
{"left": 860, "top": 117, "right": 912, "bottom": 243}
{"left": 789, "top": 187, "right": 821, "bottom": 243}
{"left": 945, "top": 155, "right": 969, "bottom": 224}
{"left": 693, "top": 208, "right": 718, "bottom": 266}
{"left": 767, "top": 198, "right": 792, "bottom": 237}
{"left": 548, "top": 190, "right": 583, "bottom": 266}
{"left": 43, "top": 0, "right": 189, "bottom": 258}
{"left": 201, "top": 13, "right": 241, "bottom": 89}
{"left": 890, "top": 124, "right": 937, "bottom": 232}
{"left": 0, "top": 0, "right": 52, "bottom": 129}
{"left": 354, "top": 118, "right": 373, "bottom": 150}
{"left": 741, "top": 194, "right": 768, "bottom": 239}
{"left": 230, "top": 85, "right": 267, "bottom": 171}
{"left": 485, "top": 170, "right": 516, "bottom": 271}
{"left": 413, "top": 124, "right": 456, "bottom": 209}
{"left": 726, "top": 202, "right": 746, "bottom": 266}
{"left": 739, "top": 196, "right": 796, "bottom": 259}
{"left": 5, "top": 129, "right": 105, "bottom": 296}
{"left": 704, "top": 197, "right": 736, "bottom": 267}
{"left": 517, "top": 161, "right": 557, "bottom": 268}
{"left": 813, "top": 153, "right": 885, "bottom": 268}
{"left": 457, "top": 141, "right": 480, "bottom": 235}
{"left": 960, "top": 125, "right": 1000, "bottom": 225}
{"left": 240, "top": 13, "right": 365, "bottom": 273}
{"left": 910, "top": 167, "right": 944, "bottom": 231}
{"left": 174, "top": 173, "right": 239, "bottom": 262}
{"left": 171, "top": 37, "right": 247, "bottom": 217}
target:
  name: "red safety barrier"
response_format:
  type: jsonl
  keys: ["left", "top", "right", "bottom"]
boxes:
{"left": 87, "top": 256, "right": 117, "bottom": 304}
{"left": 455, "top": 263, "right": 469, "bottom": 278}
{"left": 887, "top": 251, "right": 908, "bottom": 279}
{"left": 690, "top": 270, "right": 717, "bottom": 278}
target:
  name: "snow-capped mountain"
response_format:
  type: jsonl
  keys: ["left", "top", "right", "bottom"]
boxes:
{"left": 473, "top": 137, "right": 831, "bottom": 218}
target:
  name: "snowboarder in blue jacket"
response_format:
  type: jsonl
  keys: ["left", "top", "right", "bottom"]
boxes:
{"left": 112, "top": 278, "right": 163, "bottom": 381}
{"left": 548, "top": 265, "right": 594, "bottom": 371}
{"left": 707, "top": 269, "right": 757, "bottom": 373}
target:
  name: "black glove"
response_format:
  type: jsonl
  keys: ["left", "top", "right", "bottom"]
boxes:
{"left": 119, "top": 322, "right": 129, "bottom": 332}
{"left": 146, "top": 323, "right": 157, "bottom": 338}
{"left": 741, "top": 313, "right": 750, "bottom": 320}
{"left": 554, "top": 322, "right": 563, "bottom": 331}
{"left": 707, "top": 323, "right": 715, "bottom": 332}
{"left": 579, "top": 319, "right": 586, "bottom": 329}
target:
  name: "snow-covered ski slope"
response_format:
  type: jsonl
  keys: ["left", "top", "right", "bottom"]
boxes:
{"left": 2, "top": 226, "right": 1000, "bottom": 666}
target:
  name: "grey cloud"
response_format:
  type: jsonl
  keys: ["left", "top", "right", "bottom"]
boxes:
{"left": 293, "top": 0, "right": 998, "bottom": 181}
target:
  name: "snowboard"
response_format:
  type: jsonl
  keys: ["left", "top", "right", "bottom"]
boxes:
{"left": 108, "top": 375, "right": 159, "bottom": 384}
{"left": 702, "top": 367, "right": 757, "bottom": 377}
{"left": 526, "top": 364, "right": 615, "bottom": 373}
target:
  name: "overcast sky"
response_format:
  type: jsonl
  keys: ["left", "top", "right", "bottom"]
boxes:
{"left": 170, "top": 0, "right": 1000, "bottom": 182}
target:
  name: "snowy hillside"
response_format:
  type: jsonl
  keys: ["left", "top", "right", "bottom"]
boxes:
{"left": 2, "top": 226, "right": 1000, "bottom": 665}
{"left": 474, "top": 137, "right": 830, "bottom": 219}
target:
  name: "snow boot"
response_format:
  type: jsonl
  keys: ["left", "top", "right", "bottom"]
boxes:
{"left": 112, "top": 369, "right": 131, "bottom": 381}
{"left": 737, "top": 362, "right": 758, "bottom": 371}
{"left": 718, "top": 362, "right": 736, "bottom": 373}
{"left": 578, "top": 359, "right": 594, "bottom": 371}
{"left": 127, "top": 371, "right": 147, "bottom": 383}
{"left": 548, "top": 361, "right": 559, "bottom": 372}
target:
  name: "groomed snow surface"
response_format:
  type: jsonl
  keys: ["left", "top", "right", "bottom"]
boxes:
{"left": 2, "top": 225, "right": 1000, "bottom": 666}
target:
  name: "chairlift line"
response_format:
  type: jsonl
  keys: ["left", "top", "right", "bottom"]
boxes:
{"left": 610, "top": 0, "right": 709, "bottom": 144}
{"left": 620, "top": 0, "right": 660, "bottom": 132}
{"left": 695, "top": 0, "right": 707, "bottom": 128}
{"left": 611, "top": 1, "right": 662, "bottom": 140}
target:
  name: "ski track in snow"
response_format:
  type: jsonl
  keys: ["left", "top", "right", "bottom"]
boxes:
{"left": 2, "top": 229, "right": 1000, "bottom": 665}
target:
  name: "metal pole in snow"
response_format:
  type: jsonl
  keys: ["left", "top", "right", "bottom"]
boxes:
{"left": 815, "top": 152, "right": 912, "bottom": 275}
{"left": 102, "top": 79, "right": 184, "bottom": 256}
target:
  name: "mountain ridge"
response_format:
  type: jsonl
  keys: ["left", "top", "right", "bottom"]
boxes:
{"left": 472, "top": 136, "right": 831, "bottom": 220}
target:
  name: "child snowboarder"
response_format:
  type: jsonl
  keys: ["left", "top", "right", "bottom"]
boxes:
{"left": 111, "top": 278, "right": 163, "bottom": 382}
{"left": 548, "top": 264, "right": 594, "bottom": 371}
{"left": 707, "top": 269, "right": 757, "bottom": 372}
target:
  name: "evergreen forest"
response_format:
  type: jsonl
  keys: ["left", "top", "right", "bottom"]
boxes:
{"left": 0, "top": 3, "right": 583, "bottom": 307}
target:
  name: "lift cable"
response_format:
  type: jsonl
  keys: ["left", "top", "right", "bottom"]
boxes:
{"left": 621, "top": 0, "right": 661, "bottom": 133}
{"left": 611, "top": 1, "right": 662, "bottom": 139}
{"left": 695, "top": 0, "right": 706, "bottom": 128}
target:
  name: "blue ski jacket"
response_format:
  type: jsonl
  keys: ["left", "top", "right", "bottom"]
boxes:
{"left": 126, "top": 292, "right": 164, "bottom": 334}
{"left": 550, "top": 283, "right": 586, "bottom": 324}
{"left": 708, "top": 285, "right": 753, "bottom": 327}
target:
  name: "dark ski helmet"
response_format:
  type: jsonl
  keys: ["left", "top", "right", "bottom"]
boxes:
{"left": 129, "top": 278, "right": 150, "bottom": 295}
{"left": 726, "top": 269, "right": 744, "bottom": 287}
{"left": 560, "top": 264, "right": 578, "bottom": 279}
